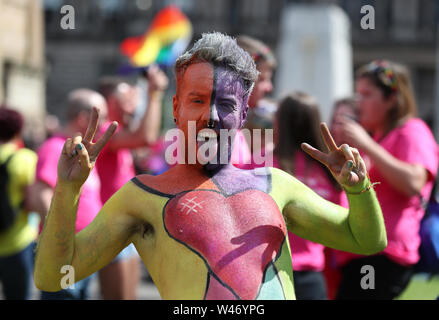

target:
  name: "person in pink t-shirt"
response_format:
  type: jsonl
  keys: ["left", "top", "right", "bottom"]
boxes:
{"left": 96, "top": 65, "right": 168, "bottom": 299}
{"left": 335, "top": 60, "right": 439, "bottom": 299}
{"left": 28, "top": 89, "right": 107, "bottom": 299}
{"left": 36, "top": 135, "right": 102, "bottom": 233}
{"left": 233, "top": 102, "right": 276, "bottom": 170}
{"left": 231, "top": 35, "right": 277, "bottom": 169}
{"left": 274, "top": 92, "right": 343, "bottom": 299}
{"left": 323, "top": 97, "right": 359, "bottom": 300}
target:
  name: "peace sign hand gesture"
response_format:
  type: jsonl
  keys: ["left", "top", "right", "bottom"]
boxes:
{"left": 58, "top": 107, "right": 118, "bottom": 188}
{"left": 301, "top": 123, "right": 368, "bottom": 190}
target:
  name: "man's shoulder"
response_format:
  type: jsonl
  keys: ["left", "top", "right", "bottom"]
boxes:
{"left": 10, "top": 147, "right": 37, "bottom": 166}
{"left": 265, "top": 167, "right": 292, "bottom": 181}
{"left": 130, "top": 173, "right": 176, "bottom": 198}
{"left": 14, "top": 146, "right": 37, "bottom": 158}
{"left": 0, "top": 144, "right": 36, "bottom": 161}
{"left": 266, "top": 167, "right": 305, "bottom": 197}
{"left": 131, "top": 167, "right": 221, "bottom": 197}
{"left": 3, "top": 147, "right": 37, "bottom": 185}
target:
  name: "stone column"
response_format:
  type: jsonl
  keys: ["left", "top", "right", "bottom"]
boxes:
{"left": 275, "top": 4, "right": 353, "bottom": 123}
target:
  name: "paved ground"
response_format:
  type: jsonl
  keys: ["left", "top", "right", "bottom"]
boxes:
{"left": 0, "top": 264, "right": 162, "bottom": 300}
{"left": 77, "top": 273, "right": 162, "bottom": 300}
{"left": 0, "top": 215, "right": 162, "bottom": 300}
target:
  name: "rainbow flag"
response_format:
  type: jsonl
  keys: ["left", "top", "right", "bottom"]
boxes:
{"left": 120, "top": 5, "right": 192, "bottom": 67}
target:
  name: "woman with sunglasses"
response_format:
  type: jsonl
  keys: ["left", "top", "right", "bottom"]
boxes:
{"left": 334, "top": 60, "right": 439, "bottom": 299}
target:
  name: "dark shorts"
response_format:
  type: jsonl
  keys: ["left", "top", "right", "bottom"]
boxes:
{"left": 336, "top": 255, "right": 414, "bottom": 300}
{"left": 0, "top": 242, "right": 35, "bottom": 300}
{"left": 40, "top": 274, "right": 95, "bottom": 300}
{"left": 293, "top": 270, "right": 328, "bottom": 300}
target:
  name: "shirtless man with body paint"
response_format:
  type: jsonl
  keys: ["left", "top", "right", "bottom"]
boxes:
{"left": 34, "top": 33, "right": 387, "bottom": 300}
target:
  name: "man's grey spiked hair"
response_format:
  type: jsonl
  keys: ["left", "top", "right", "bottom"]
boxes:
{"left": 175, "top": 32, "right": 259, "bottom": 99}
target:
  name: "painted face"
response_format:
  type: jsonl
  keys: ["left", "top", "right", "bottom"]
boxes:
{"left": 355, "top": 77, "right": 394, "bottom": 134}
{"left": 248, "top": 61, "right": 273, "bottom": 108}
{"left": 173, "top": 62, "right": 248, "bottom": 169}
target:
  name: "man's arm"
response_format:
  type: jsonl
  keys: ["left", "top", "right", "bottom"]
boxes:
{"left": 276, "top": 169, "right": 386, "bottom": 255}
{"left": 278, "top": 123, "right": 387, "bottom": 255}
{"left": 33, "top": 108, "right": 123, "bottom": 291}
{"left": 106, "top": 65, "right": 169, "bottom": 151}
{"left": 34, "top": 181, "right": 139, "bottom": 291}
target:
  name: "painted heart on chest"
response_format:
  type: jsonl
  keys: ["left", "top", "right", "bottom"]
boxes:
{"left": 164, "top": 189, "right": 286, "bottom": 300}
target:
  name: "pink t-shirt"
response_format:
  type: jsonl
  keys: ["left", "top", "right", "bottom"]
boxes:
{"left": 336, "top": 118, "right": 439, "bottom": 266}
{"left": 36, "top": 135, "right": 102, "bottom": 233}
{"left": 273, "top": 152, "right": 342, "bottom": 271}
{"left": 231, "top": 130, "right": 252, "bottom": 167}
{"left": 96, "top": 123, "right": 136, "bottom": 203}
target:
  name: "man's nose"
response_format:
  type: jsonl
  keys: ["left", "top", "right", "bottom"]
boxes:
{"left": 206, "top": 103, "right": 219, "bottom": 128}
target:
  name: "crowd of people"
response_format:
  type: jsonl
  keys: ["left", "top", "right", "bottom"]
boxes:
{"left": 0, "top": 31, "right": 438, "bottom": 300}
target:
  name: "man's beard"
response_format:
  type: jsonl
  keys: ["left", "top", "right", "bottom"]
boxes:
{"left": 201, "top": 137, "right": 233, "bottom": 173}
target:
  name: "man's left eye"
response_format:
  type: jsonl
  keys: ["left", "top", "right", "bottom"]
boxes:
{"left": 222, "top": 103, "right": 236, "bottom": 110}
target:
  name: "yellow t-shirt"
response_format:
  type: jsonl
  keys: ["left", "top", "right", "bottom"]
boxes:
{"left": 0, "top": 143, "right": 38, "bottom": 256}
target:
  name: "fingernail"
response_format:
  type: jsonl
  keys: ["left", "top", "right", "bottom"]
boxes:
{"left": 76, "top": 143, "right": 83, "bottom": 150}
{"left": 347, "top": 161, "right": 353, "bottom": 168}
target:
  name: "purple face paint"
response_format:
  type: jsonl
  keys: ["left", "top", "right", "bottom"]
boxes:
{"left": 211, "top": 66, "right": 247, "bottom": 130}
{"left": 199, "top": 66, "right": 268, "bottom": 193}
{"left": 203, "top": 66, "right": 248, "bottom": 172}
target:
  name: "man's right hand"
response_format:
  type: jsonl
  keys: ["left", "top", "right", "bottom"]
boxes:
{"left": 301, "top": 122, "right": 368, "bottom": 191}
{"left": 57, "top": 107, "right": 117, "bottom": 188}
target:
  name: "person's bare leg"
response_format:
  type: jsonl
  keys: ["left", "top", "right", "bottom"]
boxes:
{"left": 126, "top": 256, "right": 140, "bottom": 300}
{"left": 98, "top": 261, "right": 129, "bottom": 300}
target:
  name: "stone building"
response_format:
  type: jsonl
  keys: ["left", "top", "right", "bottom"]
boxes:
{"left": 0, "top": 0, "right": 46, "bottom": 146}
{"left": 43, "top": 0, "right": 438, "bottom": 132}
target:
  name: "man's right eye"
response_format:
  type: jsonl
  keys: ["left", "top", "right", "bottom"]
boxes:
{"left": 193, "top": 99, "right": 203, "bottom": 104}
